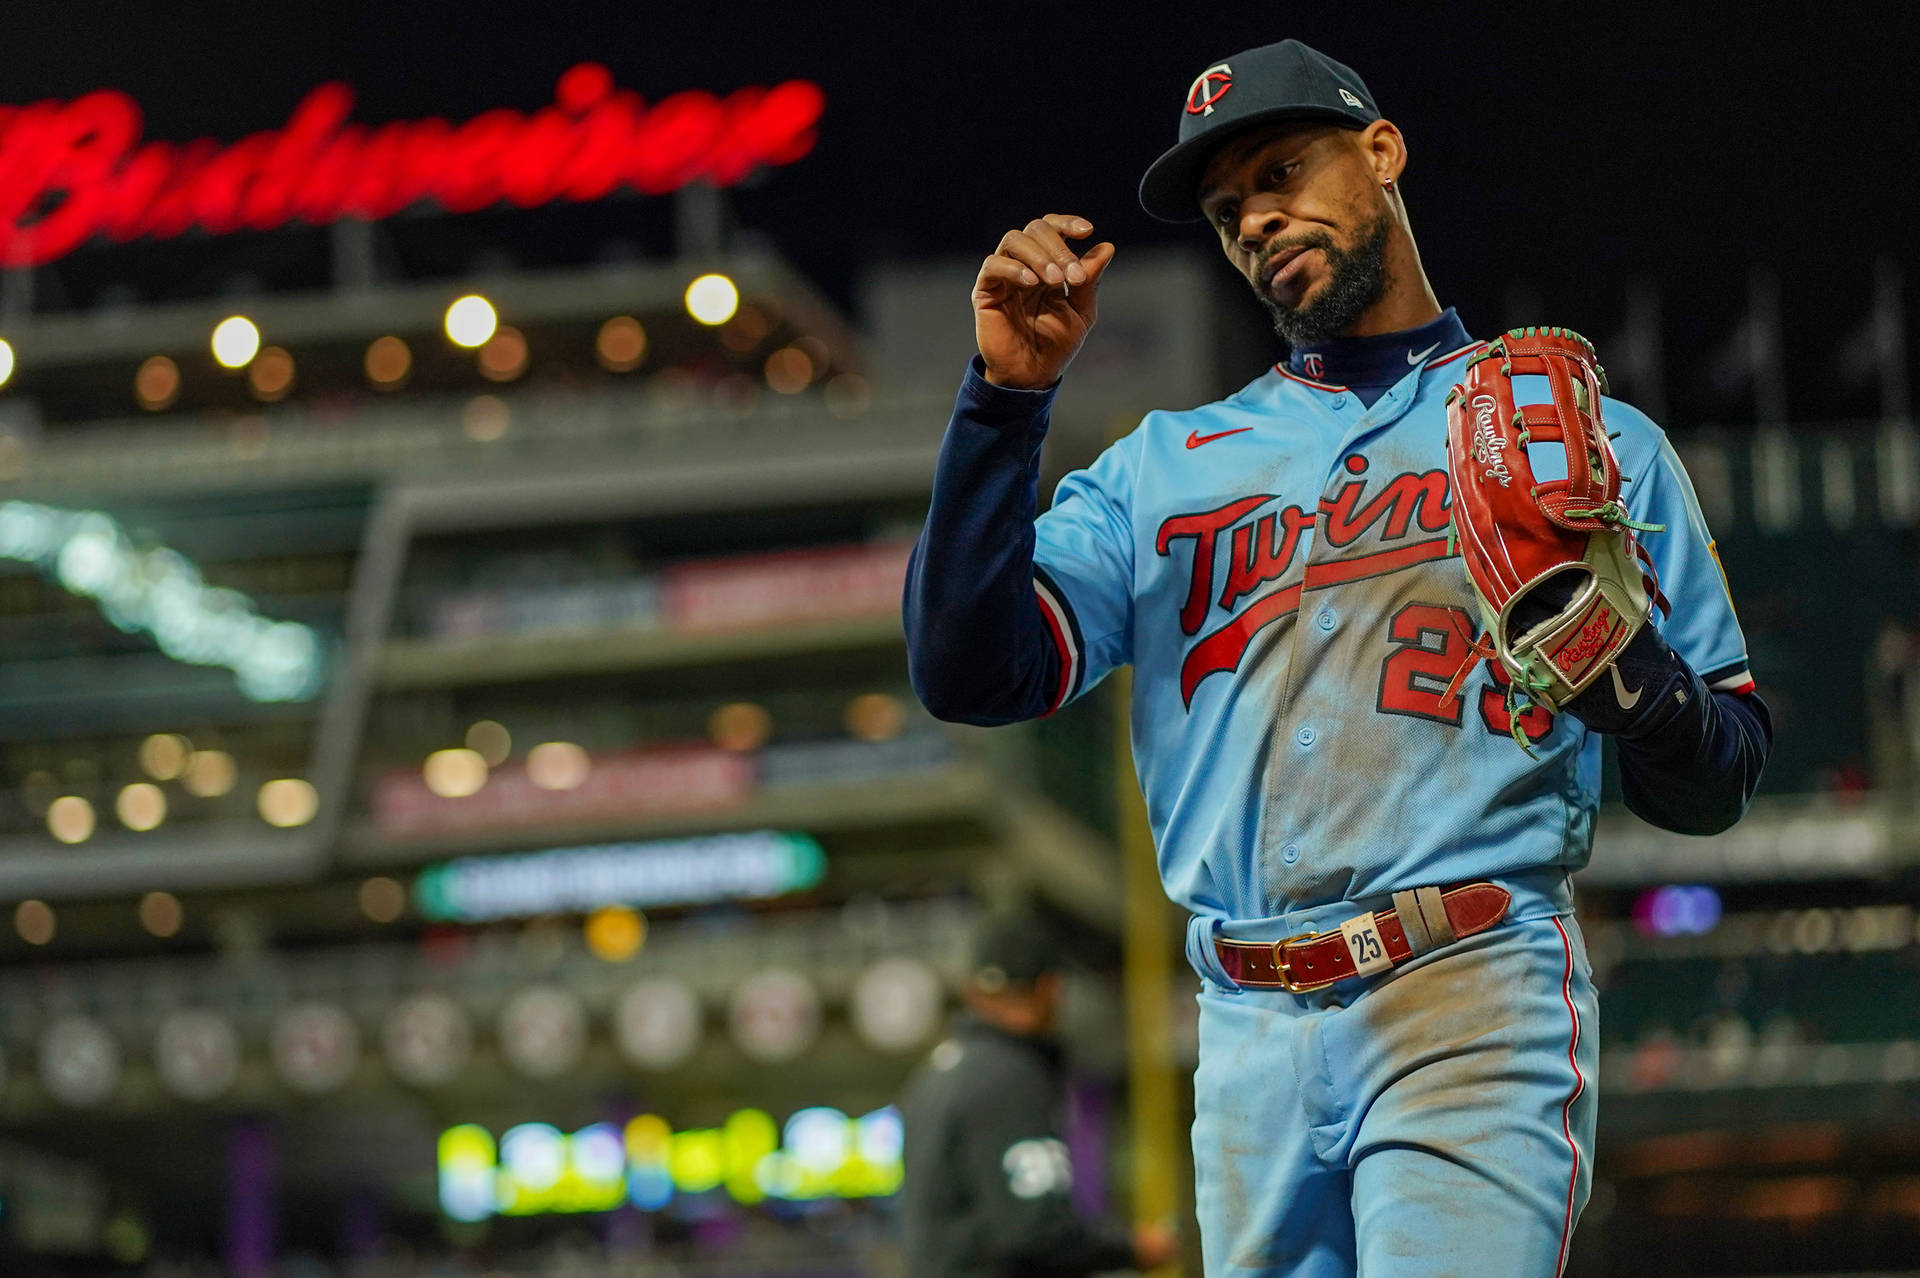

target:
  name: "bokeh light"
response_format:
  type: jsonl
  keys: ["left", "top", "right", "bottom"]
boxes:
{"left": 526, "top": 741, "right": 590, "bottom": 791}
{"left": 0, "top": 337, "right": 13, "bottom": 387}
{"left": 478, "top": 326, "right": 529, "bottom": 382}
{"left": 135, "top": 356, "right": 180, "bottom": 410}
{"left": 116, "top": 782, "right": 167, "bottom": 832}
{"left": 139, "top": 733, "right": 191, "bottom": 781}
{"left": 258, "top": 778, "right": 319, "bottom": 828}
{"left": 465, "top": 720, "right": 512, "bottom": 767}
{"left": 844, "top": 693, "right": 906, "bottom": 742}
{"left": 585, "top": 905, "right": 646, "bottom": 962}
{"left": 48, "top": 795, "right": 96, "bottom": 844}
{"left": 445, "top": 295, "right": 498, "bottom": 348}
{"left": 764, "top": 346, "right": 815, "bottom": 394}
{"left": 423, "top": 748, "right": 488, "bottom": 798}
{"left": 181, "top": 750, "right": 237, "bottom": 798}
{"left": 685, "top": 274, "right": 740, "bottom": 326}
{"left": 462, "top": 395, "right": 510, "bottom": 441}
{"left": 139, "top": 891, "right": 183, "bottom": 938}
{"left": 708, "top": 702, "right": 772, "bottom": 752}
{"left": 596, "top": 316, "right": 647, "bottom": 371}
{"left": 359, "top": 876, "right": 406, "bottom": 923}
{"left": 14, "top": 899, "right": 55, "bottom": 945}
{"left": 719, "top": 305, "right": 770, "bottom": 353}
{"left": 211, "top": 316, "right": 261, "bottom": 368}
{"left": 248, "top": 346, "right": 295, "bottom": 401}
{"left": 365, "top": 336, "right": 412, "bottom": 387}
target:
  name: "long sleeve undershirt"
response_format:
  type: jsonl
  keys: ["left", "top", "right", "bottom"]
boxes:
{"left": 904, "top": 359, "right": 1773, "bottom": 836}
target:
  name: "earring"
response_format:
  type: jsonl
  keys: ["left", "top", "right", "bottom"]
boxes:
{"left": 1383, "top": 177, "right": 1395, "bottom": 193}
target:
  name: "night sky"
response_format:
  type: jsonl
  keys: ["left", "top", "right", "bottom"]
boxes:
{"left": 5, "top": 0, "right": 1914, "bottom": 424}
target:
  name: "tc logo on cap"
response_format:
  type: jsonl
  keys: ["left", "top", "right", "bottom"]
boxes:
{"left": 1186, "top": 63, "right": 1233, "bottom": 116}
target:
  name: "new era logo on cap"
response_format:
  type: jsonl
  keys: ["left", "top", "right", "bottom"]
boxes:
{"left": 1187, "top": 64, "right": 1233, "bottom": 116}
{"left": 1339, "top": 88, "right": 1364, "bottom": 108}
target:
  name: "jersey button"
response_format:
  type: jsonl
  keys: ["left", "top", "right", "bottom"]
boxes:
{"left": 1316, "top": 608, "right": 1337, "bottom": 631}
{"left": 1329, "top": 394, "right": 1348, "bottom": 409}
{"left": 1282, "top": 843, "right": 1300, "bottom": 864}
{"left": 1296, "top": 726, "right": 1316, "bottom": 747}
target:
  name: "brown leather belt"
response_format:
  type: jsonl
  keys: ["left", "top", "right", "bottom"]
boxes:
{"left": 1213, "top": 881, "right": 1513, "bottom": 992}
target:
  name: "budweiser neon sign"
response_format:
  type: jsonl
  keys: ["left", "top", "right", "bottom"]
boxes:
{"left": 0, "top": 63, "right": 825, "bottom": 268}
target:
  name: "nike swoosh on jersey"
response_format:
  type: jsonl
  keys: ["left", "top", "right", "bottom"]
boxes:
{"left": 1406, "top": 341, "right": 1442, "bottom": 365}
{"left": 1609, "top": 664, "right": 1643, "bottom": 710}
{"left": 1187, "top": 427, "right": 1254, "bottom": 449}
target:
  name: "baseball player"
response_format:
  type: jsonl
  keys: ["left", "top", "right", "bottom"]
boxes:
{"left": 903, "top": 38, "right": 1773, "bottom": 1278}
{"left": 899, "top": 914, "right": 1179, "bottom": 1277}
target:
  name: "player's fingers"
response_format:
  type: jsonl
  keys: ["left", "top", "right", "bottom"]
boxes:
{"left": 976, "top": 254, "right": 1040, "bottom": 291}
{"left": 996, "top": 229, "right": 1068, "bottom": 285}
{"left": 1024, "top": 218, "right": 1088, "bottom": 285}
{"left": 1040, "top": 213, "right": 1094, "bottom": 241}
{"left": 1080, "top": 241, "right": 1117, "bottom": 285}
{"left": 1067, "top": 243, "right": 1117, "bottom": 316}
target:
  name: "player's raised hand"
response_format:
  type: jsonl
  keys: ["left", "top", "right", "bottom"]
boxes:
{"left": 973, "top": 214, "right": 1116, "bottom": 390}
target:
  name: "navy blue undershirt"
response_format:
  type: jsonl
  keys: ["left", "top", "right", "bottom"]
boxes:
{"left": 1286, "top": 307, "right": 1471, "bottom": 407}
{"left": 905, "top": 319, "right": 1772, "bottom": 837}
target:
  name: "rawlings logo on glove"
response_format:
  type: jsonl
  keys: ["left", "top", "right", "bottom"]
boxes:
{"left": 1466, "top": 394, "right": 1512, "bottom": 487}
{"left": 1441, "top": 327, "right": 1664, "bottom": 749}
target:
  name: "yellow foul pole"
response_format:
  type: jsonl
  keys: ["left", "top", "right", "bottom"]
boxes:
{"left": 1115, "top": 666, "right": 1185, "bottom": 1275}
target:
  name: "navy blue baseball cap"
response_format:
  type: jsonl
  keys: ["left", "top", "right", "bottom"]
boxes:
{"left": 1139, "top": 39, "right": 1381, "bottom": 223}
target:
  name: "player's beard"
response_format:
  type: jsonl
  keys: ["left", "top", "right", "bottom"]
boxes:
{"left": 1255, "top": 209, "right": 1392, "bottom": 347}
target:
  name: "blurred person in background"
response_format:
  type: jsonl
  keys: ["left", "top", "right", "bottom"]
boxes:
{"left": 900, "top": 913, "right": 1177, "bottom": 1276}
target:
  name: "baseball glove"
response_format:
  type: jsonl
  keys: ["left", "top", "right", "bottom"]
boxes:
{"left": 1442, "top": 327, "right": 1664, "bottom": 746}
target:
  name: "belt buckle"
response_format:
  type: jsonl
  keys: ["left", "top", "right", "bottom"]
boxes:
{"left": 1271, "top": 932, "right": 1336, "bottom": 993}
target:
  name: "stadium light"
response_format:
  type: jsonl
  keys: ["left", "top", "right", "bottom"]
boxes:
{"left": 249, "top": 346, "right": 295, "bottom": 401}
{"left": 0, "top": 337, "right": 14, "bottom": 387}
{"left": 14, "top": 900, "right": 55, "bottom": 945}
{"left": 685, "top": 274, "right": 739, "bottom": 326}
{"left": 117, "top": 782, "right": 167, "bottom": 832}
{"left": 258, "top": 778, "right": 319, "bottom": 828}
{"left": 47, "top": 795, "right": 96, "bottom": 844}
{"left": 445, "top": 295, "right": 498, "bottom": 348}
{"left": 139, "top": 891, "right": 183, "bottom": 938}
{"left": 424, "top": 748, "right": 488, "bottom": 798}
{"left": 596, "top": 317, "right": 646, "bottom": 371}
{"left": 211, "top": 316, "right": 261, "bottom": 368}
{"left": 365, "top": 336, "right": 412, "bottom": 387}
{"left": 135, "top": 356, "right": 180, "bottom": 410}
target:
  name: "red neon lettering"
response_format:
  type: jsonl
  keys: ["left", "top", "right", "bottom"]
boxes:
{"left": 0, "top": 64, "right": 825, "bottom": 267}
{"left": 628, "top": 91, "right": 727, "bottom": 195}
{"left": 0, "top": 91, "right": 142, "bottom": 266}
{"left": 557, "top": 90, "right": 645, "bottom": 202}
{"left": 242, "top": 84, "right": 354, "bottom": 228}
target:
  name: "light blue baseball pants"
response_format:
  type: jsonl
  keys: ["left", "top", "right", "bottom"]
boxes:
{"left": 1190, "top": 910, "right": 1599, "bottom": 1277}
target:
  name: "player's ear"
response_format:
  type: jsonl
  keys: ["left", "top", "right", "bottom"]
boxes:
{"left": 1358, "top": 119, "right": 1407, "bottom": 189}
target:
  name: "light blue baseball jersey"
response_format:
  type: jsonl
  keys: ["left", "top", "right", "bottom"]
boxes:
{"left": 1027, "top": 331, "right": 1753, "bottom": 932}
